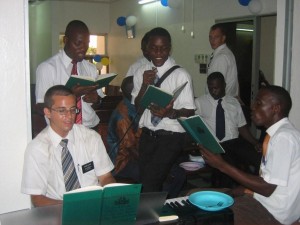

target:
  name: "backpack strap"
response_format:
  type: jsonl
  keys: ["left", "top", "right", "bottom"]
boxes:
{"left": 155, "top": 65, "right": 181, "bottom": 87}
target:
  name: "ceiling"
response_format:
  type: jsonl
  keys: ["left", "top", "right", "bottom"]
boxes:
{"left": 29, "top": 0, "right": 115, "bottom": 3}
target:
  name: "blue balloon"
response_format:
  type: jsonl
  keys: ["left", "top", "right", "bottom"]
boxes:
{"left": 161, "top": 0, "right": 168, "bottom": 7}
{"left": 238, "top": 0, "right": 250, "bottom": 6}
{"left": 116, "top": 16, "right": 126, "bottom": 26}
{"left": 93, "top": 54, "right": 101, "bottom": 62}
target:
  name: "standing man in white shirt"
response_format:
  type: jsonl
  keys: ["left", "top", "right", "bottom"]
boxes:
{"left": 207, "top": 23, "right": 239, "bottom": 98}
{"left": 22, "top": 85, "right": 115, "bottom": 207}
{"left": 35, "top": 20, "right": 104, "bottom": 130}
{"left": 131, "top": 27, "right": 195, "bottom": 193}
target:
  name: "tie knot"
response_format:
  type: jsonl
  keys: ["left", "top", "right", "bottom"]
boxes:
{"left": 218, "top": 99, "right": 223, "bottom": 104}
{"left": 71, "top": 60, "right": 77, "bottom": 65}
{"left": 60, "top": 139, "right": 68, "bottom": 148}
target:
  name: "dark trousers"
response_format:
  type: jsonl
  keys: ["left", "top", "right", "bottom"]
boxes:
{"left": 139, "top": 128, "right": 186, "bottom": 193}
{"left": 212, "top": 138, "right": 262, "bottom": 188}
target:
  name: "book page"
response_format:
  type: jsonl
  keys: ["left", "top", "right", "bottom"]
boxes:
{"left": 65, "top": 185, "right": 102, "bottom": 194}
{"left": 172, "top": 81, "right": 188, "bottom": 101}
{"left": 96, "top": 73, "right": 117, "bottom": 81}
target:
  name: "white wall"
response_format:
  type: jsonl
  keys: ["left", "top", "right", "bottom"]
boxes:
{"left": 108, "top": 0, "right": 277, "bottom": 97}
{"left": 0, "top": 0, "right": 31, "bottom": 213}
{"left": 29, "top": 1, "right": 110, "bottom": 83}
{"left": 289, "top": 0, "right": 300, "bottom": 129}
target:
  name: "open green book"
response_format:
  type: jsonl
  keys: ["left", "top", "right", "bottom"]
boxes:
{"left": 140, "top": 81, "right": 188, "bottom": 109}
{"left": 178, "top": 115, "right": 225, "bottom": 154}
{"left": 65, "top": 73, "right": 117, "bottom": 89}
{"left": 62, "top": 183, "right": 142, "bottom": 225}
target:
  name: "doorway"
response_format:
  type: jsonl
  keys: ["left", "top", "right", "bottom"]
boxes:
{"left": 217, "top": 15, "right": 276, "bottom": 124}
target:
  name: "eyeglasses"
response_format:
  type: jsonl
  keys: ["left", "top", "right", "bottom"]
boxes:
{"left": 50, "top": 107, "right": 80, "bottom": 116}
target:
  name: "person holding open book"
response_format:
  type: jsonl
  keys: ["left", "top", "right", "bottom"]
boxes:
{"left": 35, "top": 20, "right": 104, "bottom": 131}
{"left": 198, "top": 85, "right": 300, "bottom": 225}
{"left": 131, "top": 27, "right": 195, "bottom": 193}
{"left": 21, "top": 85, "right": 115, "bottom": 207}
{"left": 195, "top": 72, "right": 261, "bottom": 187}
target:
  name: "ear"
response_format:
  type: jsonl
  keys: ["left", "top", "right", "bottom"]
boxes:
{"left": 44, "top": 107, "right": 51, "bottom": 119}
{"left": 63, "top": 36, "right": 67, "bottom": 45}
{"left": 222, "top": 35, "right": 226, "bottom": 43}
{"left": 272, "top": 103, "right": 281, "bottom": 114}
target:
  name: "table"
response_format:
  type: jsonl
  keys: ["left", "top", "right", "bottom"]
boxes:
{"left": 0, "top": 194, "right": 292, "bottom": 225}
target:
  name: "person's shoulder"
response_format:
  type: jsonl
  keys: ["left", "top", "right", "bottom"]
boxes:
{"left": 224, "top": 96, "right": 242, "bottom": 108}
{"left": 81, "top": 59, "right": 97, "bottom": 68}
{"left": 37, "top": 52, "right": 61, "bottom": 70}
{"left": 73, "top": 124, "right": 100, "bottom": 140}
{"left": 26, "top": 128, "right": 51, "bottom": 152}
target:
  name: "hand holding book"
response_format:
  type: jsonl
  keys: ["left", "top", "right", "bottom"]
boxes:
{"left": 148, "top": 99, "right": 175, "bottom": 118}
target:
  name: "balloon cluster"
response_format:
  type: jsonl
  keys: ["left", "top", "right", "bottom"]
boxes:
{"left": 238, "top": 0, "right": 262, "bottom": 15}
{"left": 93, "top": 55, "right": 109, "bottom": 70}
{"left": 116, "top": 15, "right": 137, "bottom": 27}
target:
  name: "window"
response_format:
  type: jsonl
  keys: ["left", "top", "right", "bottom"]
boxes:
{"left": 59, "top": 34, "right": 108, "bottom": 74}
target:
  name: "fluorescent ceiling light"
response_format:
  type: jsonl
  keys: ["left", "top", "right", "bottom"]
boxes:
{"left": 236, "top": 28, "right": 254, "bottom": 32}
{"left": 138, "top": 0, "right": 156, "bottom": 4}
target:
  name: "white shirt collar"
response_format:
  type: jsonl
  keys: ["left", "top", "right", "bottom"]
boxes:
{"left": 266, "top": 117, "right": 289, "bottom": 137}
{"left": 47, "top": 125, "right": 75, "bottom": 148}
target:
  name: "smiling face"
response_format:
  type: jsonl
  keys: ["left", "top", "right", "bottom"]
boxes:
{"left": 64, "top": 28, "right": 90, "bottom": 62}
{"left": 44, "top": 94, "right": 77, "bottom": 138}
{"left": 147, "top": 35, "right": 171, "bottom": 67}
{"left": 209, "top": 28, "right": 226, "bottom": 50}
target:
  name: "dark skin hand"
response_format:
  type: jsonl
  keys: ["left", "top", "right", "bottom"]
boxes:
{"left": 199, "top": 145, "right": 276, "bottom": 197}
{"left": 72, "top": 84, "right": 100, "bottom": 104}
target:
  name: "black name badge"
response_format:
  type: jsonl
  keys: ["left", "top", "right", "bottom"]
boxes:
{"left": 81, "top": 161, "right": 94, "bottom": 174}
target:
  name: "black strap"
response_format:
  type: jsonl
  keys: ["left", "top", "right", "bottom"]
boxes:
{"left": 155, "top": 65, "right": 180, "bottom": 87}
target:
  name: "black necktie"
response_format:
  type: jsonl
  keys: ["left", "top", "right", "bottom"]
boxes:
{"left": 216, "top": 99, "right": 225, "bottom": 141}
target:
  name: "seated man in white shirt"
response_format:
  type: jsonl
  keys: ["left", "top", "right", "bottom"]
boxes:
{"left": 21, "top": 85, "right": 115, "bottom": 207}
{"left": 199, "top": 85, "right": 300, "bottom": 225}
{"left": 195, "top": 72, "right": 261, "bottom": 187}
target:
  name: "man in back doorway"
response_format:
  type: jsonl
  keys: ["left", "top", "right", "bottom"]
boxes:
{"left": 207, "top": 23, "right": 239, "bottom": 98}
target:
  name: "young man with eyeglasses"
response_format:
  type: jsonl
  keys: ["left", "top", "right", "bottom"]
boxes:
{"left": 21, "top": 85, "right": 115, "bottom": 207}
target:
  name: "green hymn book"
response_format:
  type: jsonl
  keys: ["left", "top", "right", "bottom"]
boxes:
{"left": 178, "top": 115, "right": 225, "bottom": 154}
{"left": 62, "top": 183, "right": 142, "bottom": 225}
{"left": 140, "top": 81, "right": 188, "bottom": 109}
{"left": 65, "top": 73, "right": 117, "bottom": 89}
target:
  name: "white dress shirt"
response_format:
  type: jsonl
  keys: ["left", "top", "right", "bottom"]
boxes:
{"left": 254, "top": 118, "right": 300, "bottom": 225}
{"left": 35, "top": 50, "right": 104, "bottom": 128}
{"left": 207, "top": 43, "right": 239, "bottom": 97}
{"left": 21, "top": 124, "right": 114, "bottom": 200}
{"left": 131, "top": 57, "right": 195, "bottom": 132}
{"left": 195, "top": 94, "right": 246, "bottom": 142}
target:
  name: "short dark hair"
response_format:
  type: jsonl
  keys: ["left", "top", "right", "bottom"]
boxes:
{"left": 210, "top": 23, "right": 227, "bottom": 36}
{"left": 65, "top": 20, "right": 89, "bottom": 38}
{"left": 44, "top": 85, "right": 75, "bottom": 108}
{"left": 147, "top": 27, "right": 172, "bottom": 45}
{"left": 262, "top": 85, "right": 292, "bottom": 117}
{"left": 207, "top": 72, "right": 225, "bottom": 85}
{"left": 121, "top": 76, "right": 134, "bottom": 100}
